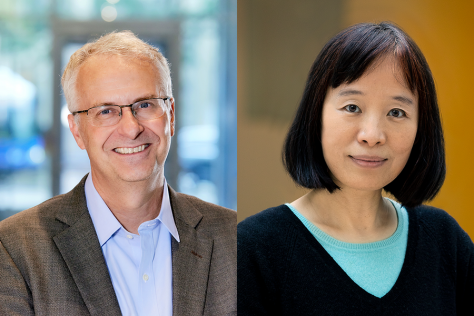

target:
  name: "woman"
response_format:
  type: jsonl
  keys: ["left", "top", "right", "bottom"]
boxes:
{"left": 238, "top": 22, "right": 474, "bottom": 315}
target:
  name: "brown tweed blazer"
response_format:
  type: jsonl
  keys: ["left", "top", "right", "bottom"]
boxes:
{"left": 0, "top": 175, "right": 236, "bottom": 315}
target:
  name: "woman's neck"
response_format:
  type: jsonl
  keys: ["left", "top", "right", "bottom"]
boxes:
{"left": 291, "top": 187, "right": 398, "bottom": 243}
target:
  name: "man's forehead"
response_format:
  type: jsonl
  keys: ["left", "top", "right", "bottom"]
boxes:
{"left": 79, "top": 54, "right": 158, "bottom": 72}
{"left": 78, "top": 54, "right": 160, "bottom": 80}
{"left": 75, "top": 54, "right": 165, "bottom": 107}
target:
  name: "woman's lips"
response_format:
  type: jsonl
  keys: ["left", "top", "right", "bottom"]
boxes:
{"left": 349, "top": 155, "right": 387, "bottom": 168}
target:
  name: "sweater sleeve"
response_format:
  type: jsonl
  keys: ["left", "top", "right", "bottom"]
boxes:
{"left": 455, "top": 225, "right": 474, "bottom": 315}
{"left": 416, "top": 206, "right": 474, "bottom": 314}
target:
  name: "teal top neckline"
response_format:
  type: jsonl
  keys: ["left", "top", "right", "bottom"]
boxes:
{"left": 286, "top": 198, "right": 409, "bottom": 298}
{"left": 286, "top": 199, "right": 404, "bottom": 250}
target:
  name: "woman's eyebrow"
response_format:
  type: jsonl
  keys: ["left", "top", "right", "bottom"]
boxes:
{"left": 392, "top": 95, "right": 414, "bottom": 106}
{"left": 337, "top": 89, "right": 414, "bottom": 106}
{"left": 337, "top": 89, "right": 364, "bottom": 97}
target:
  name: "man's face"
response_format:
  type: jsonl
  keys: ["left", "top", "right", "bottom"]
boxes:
{"left": 68, "top": 55, "right": 174, "bottom": 184}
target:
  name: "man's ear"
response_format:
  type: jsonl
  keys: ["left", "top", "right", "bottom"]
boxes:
{"left": 169, "top": 98, "right": 175, "bottom": 137}
{"left": 68, "top": 114, "right": 86, "bottom": 150}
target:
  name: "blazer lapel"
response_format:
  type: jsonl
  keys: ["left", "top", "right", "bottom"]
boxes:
{"left": 52, "top": 176, "right": 122, "bottom": 316}
{"left": 169, "top": 187, "right": 214, "bottom": 316}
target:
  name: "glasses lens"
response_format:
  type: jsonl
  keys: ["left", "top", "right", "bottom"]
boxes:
{"left": 133, "top": 99, "right": 166, "bottom": 121}
{"left": 89, "top": 105, "right": 121, "bottom": 127}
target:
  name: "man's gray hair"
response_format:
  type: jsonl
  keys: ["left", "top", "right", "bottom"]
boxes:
{"left": 62, "top": 30, "right": 172, "bottom": 112}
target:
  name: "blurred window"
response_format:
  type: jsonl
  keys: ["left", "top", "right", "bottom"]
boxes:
{"left": 0, "top": 0, "right": 236, "bottom": 220}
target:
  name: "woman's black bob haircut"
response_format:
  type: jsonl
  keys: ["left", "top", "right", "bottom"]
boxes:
{"left": 283, "top": 22, "right": 445, "bottom": 207}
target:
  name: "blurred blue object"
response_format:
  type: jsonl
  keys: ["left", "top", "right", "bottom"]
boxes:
{"left": 178, "top": 125, "right": 219, "bottom": 180}
{"left": 0, "top": 66, "right": 37, "bottom": 139}
{"left": 0, "top": 65, "right": 44, "bottom": 171}
{"left": 0, "top": 136, "right": 45, "bottom": 170}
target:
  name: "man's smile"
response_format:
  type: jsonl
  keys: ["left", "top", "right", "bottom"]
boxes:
{"left": 113, "top": 144, "right": 150, "bottom": 154}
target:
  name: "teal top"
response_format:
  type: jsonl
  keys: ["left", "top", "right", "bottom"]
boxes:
{"left": 286, "top": 199, "right": 408, "bottom": 298}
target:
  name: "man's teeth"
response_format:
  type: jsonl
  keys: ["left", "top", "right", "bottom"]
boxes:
{"left": 114, "top": 145, "right": 147, "bottom": 154}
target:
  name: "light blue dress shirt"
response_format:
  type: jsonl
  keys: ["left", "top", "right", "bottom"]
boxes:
{"left": 84, "top": 174, "right": 180, "bottom": 316}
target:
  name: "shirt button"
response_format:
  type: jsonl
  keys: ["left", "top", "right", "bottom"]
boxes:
{"left": 126, "top": 235, "right": 133, "bottom": 239}
{"left": 143, "top": 274, "right": 149, "bottom": 282}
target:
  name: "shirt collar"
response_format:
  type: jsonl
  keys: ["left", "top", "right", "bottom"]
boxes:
{"left": 84, "top": 173, "right": 180, "bottom": 246}
{"left": 158, "top": 178, "right": 180, "bottom": 242}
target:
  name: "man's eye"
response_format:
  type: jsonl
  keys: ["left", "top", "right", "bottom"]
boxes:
{"left": 344, "top": 104, "right": 360, "bottom": 113}
{"left": 95, "top": 107, "right": 118, "bottom": 117}
{"left": 388, "top": 108, "right": 406, "bottom": 117}
{"left": 98, "top": 109, "right": 112, "bottom": 115}
{"left": 139, "top": 102, "right": 152, "bottom": 109}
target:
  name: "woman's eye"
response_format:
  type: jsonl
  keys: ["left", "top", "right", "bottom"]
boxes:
{"left": 344, "top": 104, "right": 360, "bottom": 113}
{"left": 388, "top": 108, "right": 406, "bottom": 118}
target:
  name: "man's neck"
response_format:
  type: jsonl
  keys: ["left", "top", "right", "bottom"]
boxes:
{"left": 90, "top": 171, "right": 165, "bottom": 234}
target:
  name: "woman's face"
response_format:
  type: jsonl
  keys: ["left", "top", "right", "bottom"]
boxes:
{"left": 321, "top": 57, "right": 418, "bottom": 192}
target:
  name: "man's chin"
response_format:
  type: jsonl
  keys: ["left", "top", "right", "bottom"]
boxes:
{"left": 91, "top": 164, "right": 163, "bottom": 185}
{"left": 116, "top": 171, "right": 156, "bottom": 183}
{"left": 97, "top": 165, "right": 150, "bottom": 182}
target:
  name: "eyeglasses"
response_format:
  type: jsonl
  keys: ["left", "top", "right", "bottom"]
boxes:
{"left": 71, "top": 97, "right": 170, "bottom": 127}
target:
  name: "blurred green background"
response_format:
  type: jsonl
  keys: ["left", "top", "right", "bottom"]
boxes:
{"left": 0, "top": 0, "right": 237, "bottom": 219}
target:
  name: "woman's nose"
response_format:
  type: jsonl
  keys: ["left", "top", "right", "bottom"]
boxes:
{"left": 357, "top": 117, "right": 386, "bottom": 147}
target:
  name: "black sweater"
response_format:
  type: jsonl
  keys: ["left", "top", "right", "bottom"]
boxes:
{"left": 238, "top": 205, "right": 474, "bottom": 315}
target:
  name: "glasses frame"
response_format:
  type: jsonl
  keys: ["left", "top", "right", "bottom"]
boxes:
{"left": 71, "top": 97, "right": 170, "bottom": 126}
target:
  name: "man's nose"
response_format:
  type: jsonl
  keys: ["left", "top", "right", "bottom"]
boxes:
{"left": 116, "top": 107, "right": 144, "bottom": 139}
{"left": 356, "top": 116, "right": 386, "bottom": 147}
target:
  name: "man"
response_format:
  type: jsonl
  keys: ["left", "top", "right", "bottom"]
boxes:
{"left": 0, "top": 31, "right": 236, "bottom": 316}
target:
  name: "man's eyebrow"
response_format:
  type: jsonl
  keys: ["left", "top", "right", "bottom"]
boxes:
{"left": 337, "top": 89, "right": 364, "bottom": 97}
{"left": 92, "top": 94, "right": 159, "bottom": 107}
{"left": 133, "top": 94, "right": 159, "bottom": 103}
{"left": 392, "top": 95, "right": 414, "bottom": 106}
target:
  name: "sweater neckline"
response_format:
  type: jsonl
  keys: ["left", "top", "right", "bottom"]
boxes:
{"left": 285, "top": 199, "right": 406, "bottom": 250}
{"left": 282, "top": 203, "right": 419, "bottom": 303}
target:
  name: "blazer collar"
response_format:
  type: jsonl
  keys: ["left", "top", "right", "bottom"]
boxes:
{"left": 168, "top": 185, "right": 203, "bottom": 228}
{"left": 52, "top": 176, "right": 214, "bottom": 316}
{"left": 52, "top": 175, "right": 122, "bottom": 316}
{"left": 168, "top": 187, "right": 214, "bottom": 316}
